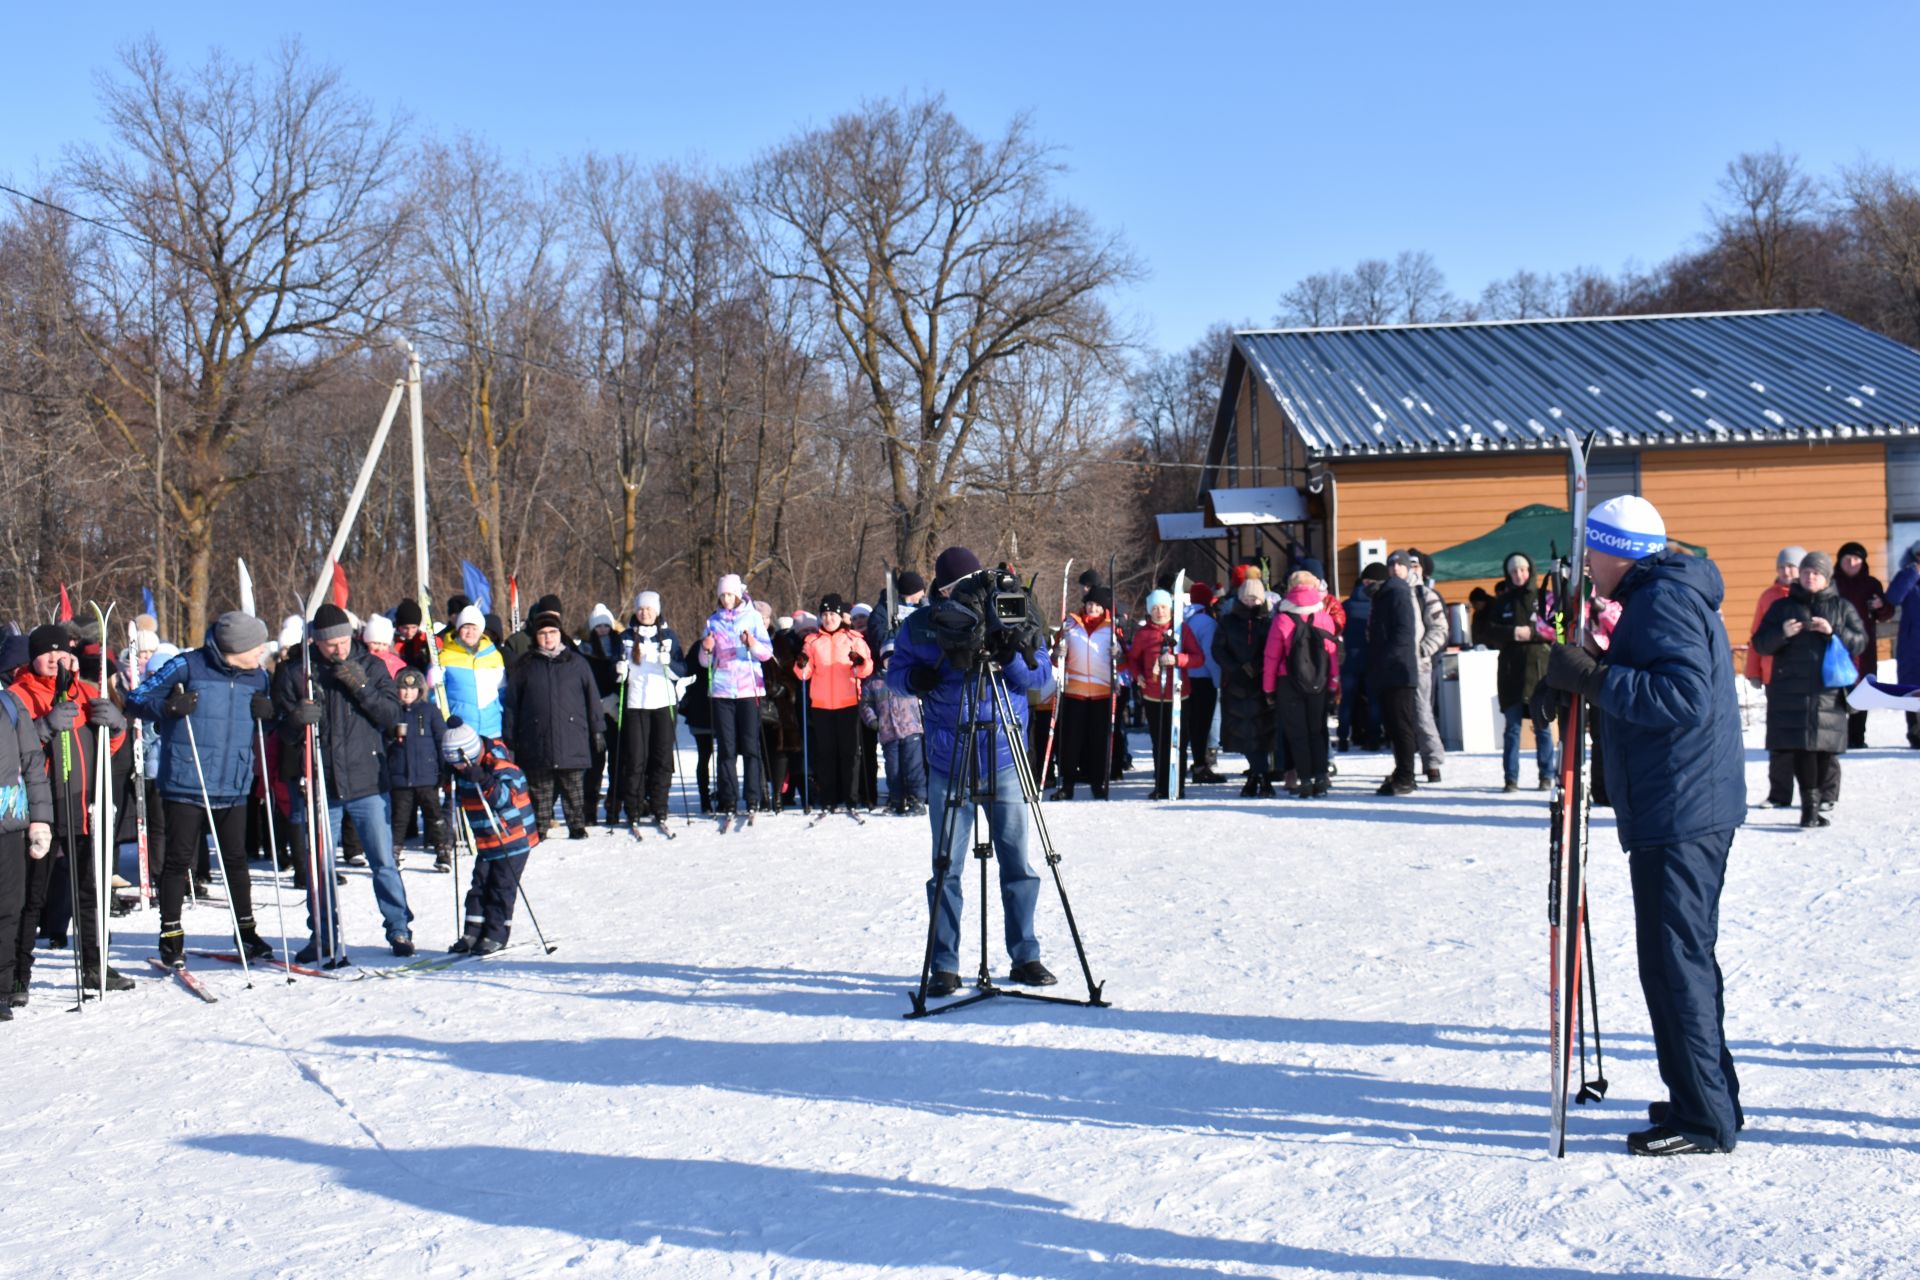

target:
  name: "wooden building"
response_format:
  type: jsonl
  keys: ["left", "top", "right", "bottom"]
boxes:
{"left": 1186, "top": 310, "right": 1920, "bottom": 638}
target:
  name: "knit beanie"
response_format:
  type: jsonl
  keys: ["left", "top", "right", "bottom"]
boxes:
{"left": 311, "top": 603, "right": 354, "bottom": 643}
{"left": 531, "top": 594, "right": 563, "bottom": 621}
{"left": 895, "top": 570, "right": 927, "bottom": 596}
{"left": 393, "top": 599, "right": 423, "bottom": 627}
{"left": 588, "top": 603, "right": 615, "bottom": 630}
{"left": 213, "top": 611, "right": 269, "bottom": 655}
{"left": 1083, "top": 585, "right": 1113, "bottom": 610}
{"left": 716, "top": 573, "right": 745, "bottom": 599}
{"left": 363, "top": 614, "right": 395, "bottom": 646}
{"left": 1837, "top": 541, "right": 1869, "bottom": 565}
{"left": 27, "top": 624, "right": 72, "bottom": 659}
{"left": 441, "top": 718, "right": 482, "bottom": 764}
{"left": 1189, "top": 582, "right": 1215, "bottom": 606}
{"left": 1777, "top": 546, "right": 1807, "bottom": 570}
{"left": 1800, "top": 550, "right": 1835, "bottom": 579}
{"left": 851, "top": 603, "right": 872, "bottom": 619}
{"left": 454, "top": 605, "right": 486, "bottom": 631}
{"left": 932, "top": 546, "right": 981, "bottom": 591}
{"left": 1586, "top": 495, "right": 1667, "bottom": 559}
{"left": 1145, "top": 589, "right": 1173, "bottom": 612}
{"left": 635, "top": 590, "right": 661, "bottom": 614}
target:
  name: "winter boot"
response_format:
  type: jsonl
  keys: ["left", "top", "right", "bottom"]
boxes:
{"left": 237, "top": 917, "right": 275, "bottom": 962}
{"left": 1257, "top": 777, "right": 1277, "bottom": 798}
{"left": 83, "top": 964, "right": 136, "bottom": 993}
{"left": 157, "top": 921, "right": 186, "bottom": 969}
{"left": 473, "top": 937, "right": 505, "bottom": 956}
{"left": 434, "top": 843, "right": 453, "bottom": 873}
{"left": 9, "top": 979, "right": 28, "bottom": 1008}
{"left": 1799, "top": 802, "right": 1830, "bottom": 829}
{"left": 448, "top": 932, "right": 479, "bottom": 955}
{"left": 1239, "top": 777, "right": 1258, "bottom": 798}
{"left": 389, "top": 934, "right": 416, "bottom": 958}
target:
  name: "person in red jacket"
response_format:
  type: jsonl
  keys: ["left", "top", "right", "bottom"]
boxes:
{"left": 1262, "top": 571, "right": 1342, "bottom": 797}
{"left": 793, "top": 594, "right": 874, "bottom": 817}
{"left": 1125, "top": 589, "right": 1198, "bottom": 800}
{"left": 8, "top": 625, "right": 134, "bottom": 994}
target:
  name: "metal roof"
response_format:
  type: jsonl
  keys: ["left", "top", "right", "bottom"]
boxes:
{"left": 1232, "top": 309, "right": 1920, "bottom": 458}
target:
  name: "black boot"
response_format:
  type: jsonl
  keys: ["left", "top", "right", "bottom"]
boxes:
{"left": 82, "top": 963, "right": 136, "bottom": 992}
{"left": 237, "top": 917, "right": 274, "bottom": 962}
{"left": 1239, "top": 777, "right": 1258, "bottom": 798}
{"left": 1799, "top": 802, "right": 1830, "bottom": 829}
{"left": 7, "top": 979, "right": 26, "bottom": 1008}
{"left": 157, "top": 921, "right": 185, "bottom": 969}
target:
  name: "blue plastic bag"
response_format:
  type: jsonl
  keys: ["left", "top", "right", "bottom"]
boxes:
{"left": 1823, "top": 633, "right": 1860, "bottom": 689}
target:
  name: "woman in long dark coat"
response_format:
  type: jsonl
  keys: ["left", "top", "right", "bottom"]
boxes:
{"left": 1211, "top": 578, "right": 1276, "bottom": 797}
{"left": 1488, "top": 553, "right": 1554, "bottom": 791}
{"left": 1751, "top": 550, "right": 1867, "bottom": 828}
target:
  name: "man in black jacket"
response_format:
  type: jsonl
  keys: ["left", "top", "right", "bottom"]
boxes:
{"left": 504, "top": 605, "right": 603, "bottom": 839}
{"left": 1366, "top": 551, "right": 1422, "bottom": 795}
{"left": 274, "top": 603, "right": 413, "bottom": 959}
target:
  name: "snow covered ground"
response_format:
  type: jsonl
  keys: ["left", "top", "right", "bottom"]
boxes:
{"left": 7, "top": 709, "right": 1920, "bottom": 1279}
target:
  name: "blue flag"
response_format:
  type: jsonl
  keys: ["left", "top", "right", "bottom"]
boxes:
{"left": 141, "top": 586, "right": 156, "bottom": 617}
{"left": 460, "top": 560, "right": 493, "bottom": 616}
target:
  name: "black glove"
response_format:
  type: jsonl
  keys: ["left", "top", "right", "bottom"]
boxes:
{"left": 332, "top": 659, "right": 368, "bottom": 695}
{"left": 91, "top": 701, "right": 127, "bottom": 733}
{"left": 44, "top": 702, "right": 78, "bottom": 733}
{"left": 1238, "top": 662, "right": 1256, "bottom": 681}
{"left": 286, "top": 701, "right": 322, "bottom": 727}
{"left": 251, "top": 692, "right": 275, "bottom": 721}
{"left": 1529, "top": 682, "right": 1566, "bottom": 726}
{"left": 162, "top": 685, "right": 198, "bottom": 718}
{"left": 906, "top": 665, "right": 940, "bottom": 695}
{"left": 1542, "top": 643, "right": 1605, "bottom": 701}
{"left": 591, "top": 733, "right": 606, "bottom": 757}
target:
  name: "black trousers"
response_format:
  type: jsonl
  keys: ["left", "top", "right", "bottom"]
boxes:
{"left": 1056, "top": 695, "right": 1111, "bottom": 795}
{"left": 1184, "top": 678, "right": 1217, "bottom": 771}
{"left": 525, "top": 769, "right": 587, "bottom": 835}
{"left": 711, "top": 697, "right": 764, "bottom": 814}
{"left": 809, "top": 705, "right": 860, "bottom": 808}
{"left": 619, "top": 706, "right": 677, "bottom": 821}
{"left": 463, "top": 853, "right": 525, "bottom": 944}
{"left": 1792, "top": 750, "right": 1839, "bottom": 809}
{"left": 1141, "top": 700, "right": 1186, "bottom": 797}
{"left": 20, "top": 831, "right": 103, "bottom": 975}
{"left": 1379, "top": 685, "right": 1419, "bottom": 785}
{"left": 0, "top": 830, "right": 24, "bottom": 994}
{"left": 161, "top": 800, "right": 253, "bottom": 925}
{"left": 390, "top": 785, "right": 447, "bottom": 853}
{"left": 1276, "top": 687, "right": 1331, "bottom": 786}
{"left": 1846, "top": 710, "right": 1868, "bottom": 749}
{"left": 586, "top": 710, "right": 616, "bottom": 822}
{"left": 856, "top": 719, "right": 880, "bottom": 808}
{"left": 692, "top": 730, "right": 714, "bottom": 810}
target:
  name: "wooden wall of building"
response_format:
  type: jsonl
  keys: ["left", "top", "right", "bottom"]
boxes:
{"left": 1641, "top": 441, "right": 1890, "bottom": 653}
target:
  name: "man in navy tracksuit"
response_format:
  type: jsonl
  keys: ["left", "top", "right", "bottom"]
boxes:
{"left": 1541, "top": 495, "right": 1746, "bottom": 1156}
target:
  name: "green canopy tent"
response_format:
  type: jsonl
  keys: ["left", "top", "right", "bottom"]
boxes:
{"left": 1428, "top": 503, "right": 1706, "bottom": 582}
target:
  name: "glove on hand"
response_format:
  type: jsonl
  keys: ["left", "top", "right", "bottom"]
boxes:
{"left": 332, "top": 660, "right": 368, "bottom": 695}
{"left": 251, "top": 692, "right": 275, "bottom": 721}
{"left": 27, "top": 822, "right": 50, "bottom": 859}
{"left": 162, "top": 685, "right": 198, "bottom": 718}
{"left": 44, "top": 702, "right": 79, "bottom": 733}
{"left": 287, "top": 701, "right": 323, "bottom": 727}
{"left": 614, "top": 660, "right": 629, "bottom": 682}
{"left": 91, "top": 701, "right": 127, "bottom": 733}
{"left": 591, "top": 734, "right": 606, "bottom": 757}
{"left": 1542, "top": 643, "right": 1605, "bottom": 701}
{"left": 1529, "top": 682, "right": 1566, "bottom": 727}
{"left": 906, "top": 665, "right": 941, "bottom": 695}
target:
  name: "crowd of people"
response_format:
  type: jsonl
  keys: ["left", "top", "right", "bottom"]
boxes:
{"left": 0, "top": 520, "right": 1906, "bottom": 1024}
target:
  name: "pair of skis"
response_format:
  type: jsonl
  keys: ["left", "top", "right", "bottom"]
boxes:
{"left": 1548, "top": 432, "right": 1608, "bottom": 1157}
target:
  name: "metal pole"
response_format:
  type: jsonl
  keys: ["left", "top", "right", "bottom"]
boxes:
{"left": 305, "top": 373, "right": 407, "bottom": 619}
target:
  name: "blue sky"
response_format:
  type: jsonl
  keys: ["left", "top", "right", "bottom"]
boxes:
{"left": 5, "top": 3, "right": 1917, "bottom": 354}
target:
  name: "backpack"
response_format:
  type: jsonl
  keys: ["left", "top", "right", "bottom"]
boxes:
{"left": 1287, "top": 611, "right": 1331, "bottom": 696}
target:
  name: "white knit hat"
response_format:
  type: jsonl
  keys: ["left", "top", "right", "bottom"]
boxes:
{"left": 363, "top": 614, "right": 394, "bottom": 645}
{"left": 1586, "top": 495, "right": 1667, "bottom": 559}
{"left": 588, "top": 602, "right": 616, "bottom": 629}
{"left": 278, "top": 615, "right": 306, "bottom": 651}
{"left": 455, "top": 605, "right": 486, "bottom": 630}
{"left": 634, "top": 590, "right": 661, "bottom": 614}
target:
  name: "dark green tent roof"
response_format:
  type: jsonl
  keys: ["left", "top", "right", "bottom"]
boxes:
{"left": 1429, "top": 504, "right": 1705, "bottom": 582}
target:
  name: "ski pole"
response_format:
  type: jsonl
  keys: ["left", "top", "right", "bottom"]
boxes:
{"left": 183, "top": 717, "right": 252, "bottom": 988}
{"left": 93, "top": 602, "right": 114, "bottom": 1003}
{"left": 800, "top": 675, "right": 811, "bottom": 815}
{"left": 255, "top": 721, "right": 294, "bottom": 982}
{"left": 57, "top": 694, "right": 83, "bottom": 1012}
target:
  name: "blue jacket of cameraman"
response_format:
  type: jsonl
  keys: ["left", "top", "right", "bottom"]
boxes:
{"left": 887, "top": 607, "right": 1048, "bottom": 780}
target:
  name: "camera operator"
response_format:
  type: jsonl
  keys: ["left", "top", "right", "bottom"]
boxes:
{"left": 888, "top": 546, "right": 1056, "bottom": 998}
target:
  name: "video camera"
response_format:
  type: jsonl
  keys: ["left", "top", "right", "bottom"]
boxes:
{"left": 926, "top": 567, "right": 1043, "bottom": 668}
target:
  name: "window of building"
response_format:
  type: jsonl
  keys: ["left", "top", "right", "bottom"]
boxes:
{"left": 1585, "top": 450, "right": 1640, "bottom": 507}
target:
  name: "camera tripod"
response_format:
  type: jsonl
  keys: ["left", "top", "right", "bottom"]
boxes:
{"left": 907, "top": 657, "right": 1108, "bottom": 1019}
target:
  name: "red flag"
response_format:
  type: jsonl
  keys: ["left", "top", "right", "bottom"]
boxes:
{"left": 330, "top": 562, "right": 350, "bottom": 609}
{"left": 57, "top": 584, "right": 72, "bottom": 622}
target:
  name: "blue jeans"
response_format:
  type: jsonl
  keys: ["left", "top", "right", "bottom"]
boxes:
{"left": 925, "top": 766, "right": 1041, "bottom": 974}
{"left": 307, "top": 791, "right": 412, "bottom": 945}
{"left": 883, "top": 735, "right": 927, "bottom": 808}
{"left": 1503, "top": 704, "right": 1558, "bottom": 783}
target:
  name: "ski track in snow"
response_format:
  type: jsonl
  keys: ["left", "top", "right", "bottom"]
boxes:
{"left": 5, "top": 715, "right": 1918, "bottom": 1278}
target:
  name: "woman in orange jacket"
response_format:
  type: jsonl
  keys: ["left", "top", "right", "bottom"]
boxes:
{"left": 793, "top": 594, "right": 874, "bottom": 816}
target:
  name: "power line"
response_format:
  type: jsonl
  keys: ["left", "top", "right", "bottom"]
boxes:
{"left": 0, "top": 180, "right": 1214, "bottom": 472}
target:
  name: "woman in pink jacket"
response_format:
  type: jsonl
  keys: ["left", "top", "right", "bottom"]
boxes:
{"left": 1262, "top": 571, "right": 1341, "bottom": 797}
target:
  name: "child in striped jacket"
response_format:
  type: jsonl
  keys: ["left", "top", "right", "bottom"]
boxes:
{"left": 441, "top": 718, "right": 540, "bottom": 955}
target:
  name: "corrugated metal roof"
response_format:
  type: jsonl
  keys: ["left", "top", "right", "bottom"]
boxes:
{"left": 1233, "top": 309, "right": 1920, "bottom": 457}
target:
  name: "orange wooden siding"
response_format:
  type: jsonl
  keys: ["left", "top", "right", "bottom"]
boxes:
{"left": 1641, "top": 442, "right": 1890, "bottom": 654}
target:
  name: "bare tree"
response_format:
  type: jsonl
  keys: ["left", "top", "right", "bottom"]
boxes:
{"left": 1480, "top": 268, "right": 1563, "bottom": 319}
{"left": 1390, "top": 250, "right": 1457, "bottom": 323}
{"left": 62, "top": 38, "right": 406, "bottom": 639}
{"left": 1344, "top": 258, "right": 1395, "bottom": 325}
{"left": 1709, "top": 147, "right": 1823, "bottom": 306}
{"left": 1840, "top": 161, "right": 1920, "bottom": 342}
{"left": 746, "top": 95, "right": 1139, "bottom": 569}
{"left": 1276, "top": 271, "right": 1347, "bottom": 328}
